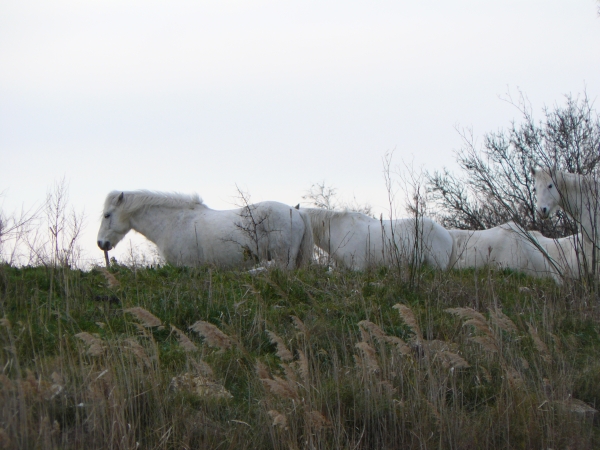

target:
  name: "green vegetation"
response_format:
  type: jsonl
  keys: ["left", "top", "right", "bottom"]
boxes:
{"left": 1, "top": 262, "right": 599, "bottom": 449}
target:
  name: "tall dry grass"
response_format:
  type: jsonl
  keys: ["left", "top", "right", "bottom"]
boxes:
{"left": 1, "top": 259, "right": 599, "bottom": 449}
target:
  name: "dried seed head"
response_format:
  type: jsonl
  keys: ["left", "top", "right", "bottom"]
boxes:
{"left": 306, "top": 410, "right": 332, "bottom": 430}
{"left": 355, "top": 341, "right": 380, "bottom": 373}
{"left": 170, "top": 373, "right": 232, "bottom": 399}
{"left": 122, "top": 337, "right": 152, "bottom": 367}
{"left": 189, "top": 320, "right": 232, "bottom": 351}
{"left": 74, "top": 332, "right": 105, "bottom": 356}
{"left": 190, "top": 359, "right": 214, "bottom": 379}
{"left": 267, "top": 410, "right": 288, "bottom": 429}
{"left": 171, "top": 325, "right": 197, "bottom": 352}
{"left": 528, "top": 324, "right": 552, "bottom": 363}
{"left": 99, "top": 267, "right": 120, "bottom": 288}
{"left": 470, "top": 335, "right": 499, "bottom": 353}
{"left": 446, "top": 307, "right": 487, "bottom": 324}
{"left": 291, "top": 315, "right": 307, "bottom": 334}
{"left": 255, "top": 361, "right": 271, "bottom": 379}
{"left": 488, "top": 308, "right": 518, "bottom": 334}
{"left": 124, "top": 307, "right": 163, "bottom": 328}
{"left": 261, "top": 376, "right": 298, "bottom": 400}
{"left": 358, "top": 320, "right": 387, "bottom": 341}
{"left": 393, "top": 304, "right": 423, "bottom": 342}
{"left": 295, "top": 350, "right": 310, "bottom": 384}
{"left": 266, "top": 330, "right": 293, "bottom": 361}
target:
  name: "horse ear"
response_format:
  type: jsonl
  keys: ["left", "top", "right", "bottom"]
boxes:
{"left": 117, "top": 192, "right": 124, "bottom": 205}
{"left": 294, "top": 204, "right": 300, "bottom": 210}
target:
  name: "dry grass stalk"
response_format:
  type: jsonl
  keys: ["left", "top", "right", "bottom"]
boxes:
{"left": 266, "top": 330, "right": 293, "bottom": 361}
{"left": 0, "top": 318, "right": 11, "bottom": 329}
{"left": 267, "top": 410, "right": 288, "bottom": 429}
{"left": 171, "top": 325, "right": 197, "bottom": 352}
{"left": 189, "top": 320, "right": 232, "bottom": 351}
{"left": 488, "top": 308, "right": 518, "bottom": 333}
{"left": 0, "top": 428, "right": 11, "bottom": 449}
{"left": 393, "top": 304, "right": 423, "bottom": 342}
{"left": 124, "top": 307, "right": 163, "bottom": 328}
{"left": 261, "top": 375, "right": 298, "bottom": 400}
{"left": 74, "top": 332, "right": 105, "bottom": 356}
{"left": 528, "top": 324, "right": 552, "bottom": 363}
{"left": 99, "top": 267, "right": 120, "bottom": 288}
{"left": 355, "top": 341, "right": 380, "bottom": 373}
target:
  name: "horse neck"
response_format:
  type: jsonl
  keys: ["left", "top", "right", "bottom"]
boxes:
{"left": 128, "top": 205, "right": 181, "bottom": 245}
{"left": 559, "top": 173, "right": 598, "bottom": 239}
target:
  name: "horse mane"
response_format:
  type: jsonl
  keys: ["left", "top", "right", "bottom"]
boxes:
{"left": 303, "top": 208, "right": 364, "bottom": 242}
{"left": 106, "top": 190, "right": 204, "bottom": 215}
{"left": 537, "top": 168, "right": 593, "bottom": 186}
{"left": 304, "top": 207, "right": 359, "bottom": 228}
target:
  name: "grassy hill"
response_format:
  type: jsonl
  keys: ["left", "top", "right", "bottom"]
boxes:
{"left": 1, "top": 262, "right": 599, "bottom": 449}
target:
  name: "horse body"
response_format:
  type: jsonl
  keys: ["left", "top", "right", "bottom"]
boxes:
{"left": 449, "top": 223, "right": 547, "bottom": 277}
{"left": 97, "top": 191, "right": 313, "bottom": 268}
{"left": 302, "top": 208, "right": 453, "bottom": 270}
{"left": 449, "top": 221, "right": 583, "bottom": 282}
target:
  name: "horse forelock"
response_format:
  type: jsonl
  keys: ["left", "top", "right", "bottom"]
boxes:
{"left": 105, "top": 190, "right": 203, "bottom": 215}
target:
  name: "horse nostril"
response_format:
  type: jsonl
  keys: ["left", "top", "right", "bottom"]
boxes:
{"left": 98, "top": 240, "right": 111, "bottom": 251}
{"left": 542, "top": 207, "right": 547, "bottom": 214}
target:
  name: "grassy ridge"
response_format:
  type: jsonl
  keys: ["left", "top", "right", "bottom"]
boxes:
{"left": 1, "top": 263, "right": 600, "bottom": 449}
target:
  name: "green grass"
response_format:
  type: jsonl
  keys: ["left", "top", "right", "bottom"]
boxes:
{"left": 1, "top": 262, "right": 599, "bottom": 449}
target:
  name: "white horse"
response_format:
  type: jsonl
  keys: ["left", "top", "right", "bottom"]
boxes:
{"left": 97, "top": 191, "right": 314, "bottom": 269}
{"left": 533, "top": 168, "right": 600, "bottom": 247}
{"left": 449, "top": 221, "right": 585, "bottom": 282}
{"left": 301, "top": 208, "right": 454, "bottom": 270}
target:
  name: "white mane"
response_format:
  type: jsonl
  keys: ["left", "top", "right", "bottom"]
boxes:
{"left": 106, "top": 190, "right": 203, "bottom": 215}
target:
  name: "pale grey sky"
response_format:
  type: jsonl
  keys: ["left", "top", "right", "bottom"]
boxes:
{"left": 1, "top": 1, "right": 599, "bottom": 264}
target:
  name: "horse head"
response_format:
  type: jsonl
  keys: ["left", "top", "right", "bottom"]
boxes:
{"left": 533, "top": 168, "right": 560, "bottom": 219}
{"left": 97, "top": 192, "right": 131, "bottom": 251}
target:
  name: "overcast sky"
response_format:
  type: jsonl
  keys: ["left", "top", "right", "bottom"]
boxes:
{"left": 1, "top": 1, "right": 599, "bottom": 265}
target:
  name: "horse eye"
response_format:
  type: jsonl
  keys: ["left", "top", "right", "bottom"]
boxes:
{"left": 548, "top": 184, "right": 553, "bottom": 189}
{"left": 104, "top": 213, "right": 110, "bottom": 219}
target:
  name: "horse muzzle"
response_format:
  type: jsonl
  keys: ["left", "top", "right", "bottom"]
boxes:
{"left": 537, "top": 207, "right": 549, "bottom": 219}
{"left": 98, "top": 240, "right": 113, "bottom": 251}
